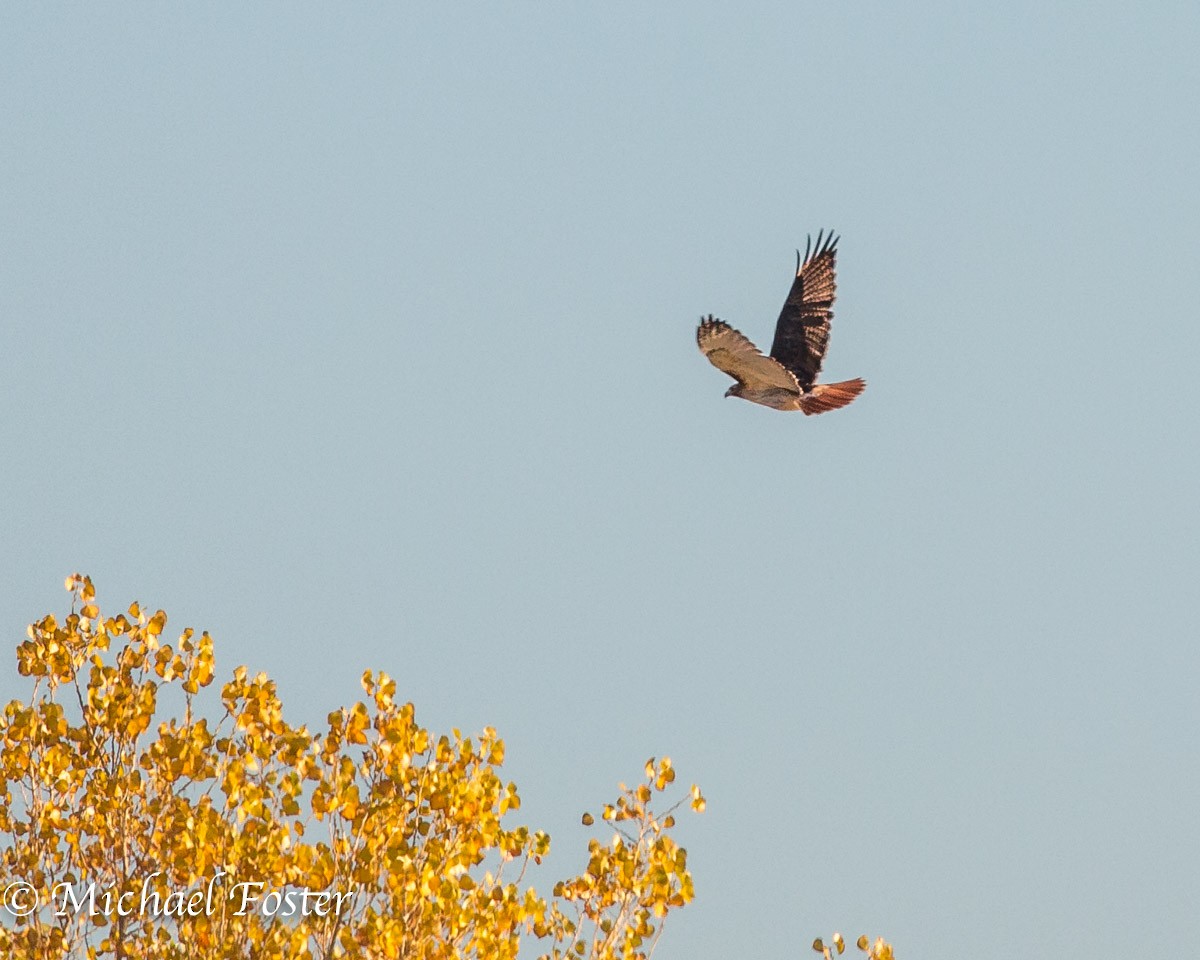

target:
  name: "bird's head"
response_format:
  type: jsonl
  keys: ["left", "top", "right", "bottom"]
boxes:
{"left": 724, "top": 383, "right": 743, "bottom": 399}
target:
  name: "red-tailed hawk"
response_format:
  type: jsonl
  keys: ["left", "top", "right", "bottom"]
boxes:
{"left": 697, "top": 230, "right": 866, "bottom": 414}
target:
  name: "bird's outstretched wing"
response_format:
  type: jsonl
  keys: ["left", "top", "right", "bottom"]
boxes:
{"left": 769, "top": 229, "right": 838, "bottom": 389}
{"left": 697, "top": 316, "right": 799, "bottom": 393}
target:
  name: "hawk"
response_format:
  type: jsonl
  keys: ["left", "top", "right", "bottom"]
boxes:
{"left": 697, "top": 229, "right": 866, "bottom": 414}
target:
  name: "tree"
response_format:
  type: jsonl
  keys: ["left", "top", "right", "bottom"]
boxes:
{"left": 0, "top": 575, "right": 703, "bottom": 960}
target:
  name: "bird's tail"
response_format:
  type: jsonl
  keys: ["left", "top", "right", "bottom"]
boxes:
{"left": 800, "top": 378, "right": 866, "bottom": 415}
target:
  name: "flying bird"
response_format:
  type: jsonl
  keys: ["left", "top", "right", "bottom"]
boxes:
{"left": 697, "top": 230, "right": 866, "bottom": 414}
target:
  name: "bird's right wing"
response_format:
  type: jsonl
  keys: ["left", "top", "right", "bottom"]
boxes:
{"left": 769, "top": 229, "right": 838, "bottom": 389}
{"left": 697, "top": 317, "right": 800, "bottom": 392}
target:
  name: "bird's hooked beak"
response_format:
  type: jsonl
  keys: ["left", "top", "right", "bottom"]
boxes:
{"left": 724, "top": 385, "right": 737, "bottom": 398}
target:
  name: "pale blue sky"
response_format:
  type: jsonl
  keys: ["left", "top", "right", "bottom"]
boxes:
{"left": 2, "top": 3, "right": 1198, "bottom": 957}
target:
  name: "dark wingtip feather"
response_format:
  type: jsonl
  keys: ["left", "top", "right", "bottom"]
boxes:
{"left": 800, "top": 229, "right": 838, "bottom": 268}
{"left": 800, "top": 228, "right": 841, "bottom": 267}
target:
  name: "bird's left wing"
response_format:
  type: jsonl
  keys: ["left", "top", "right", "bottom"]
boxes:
{"left": 697, "top": 317, "right": 799, "bottom": 392}
{"left": 769, "top": 229, "right": 838, "bottom": 389}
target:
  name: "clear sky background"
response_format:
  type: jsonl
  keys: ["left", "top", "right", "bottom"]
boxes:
{"left": 2, "top": 3, "right": 1198, "bottom": 958}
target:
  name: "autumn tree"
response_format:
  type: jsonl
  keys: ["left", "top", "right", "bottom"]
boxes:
{"left": 0, "top": 575, "right": 704, "bottom": 960}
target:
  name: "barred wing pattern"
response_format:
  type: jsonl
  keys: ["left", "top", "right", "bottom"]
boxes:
{"left": 696, "top": 317, "right": 800, "bottom": 395}
{"left": 768, "top": 229, "right": 838, "bottom": 389}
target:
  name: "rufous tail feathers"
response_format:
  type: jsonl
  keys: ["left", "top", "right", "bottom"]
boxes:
{"left": 799, "top": 378, "right": 866, "bottom": 416}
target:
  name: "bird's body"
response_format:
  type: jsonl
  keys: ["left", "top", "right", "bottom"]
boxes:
{"left": 697, "top": 230, "right": 865, "bottom": 415}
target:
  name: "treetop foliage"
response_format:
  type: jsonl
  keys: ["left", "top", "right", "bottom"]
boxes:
{"left": 0, "top": 575, "right": 705, "bottom": 960}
